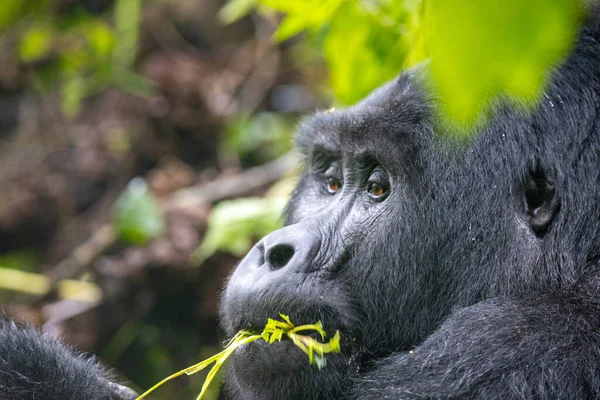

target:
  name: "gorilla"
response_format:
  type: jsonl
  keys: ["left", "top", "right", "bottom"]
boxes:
{"left": 0, "top": 319, "right": 137, "bottom": 399}
{"left": 220, "top": 13, "right": 600, "bottom": 400}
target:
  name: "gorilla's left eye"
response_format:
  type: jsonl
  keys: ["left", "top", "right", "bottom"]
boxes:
{"left": 367, "top": 169, "right": 390, "bottom": 200}
{"left": 323, "top": 162, "right": 343, "bottom": 195}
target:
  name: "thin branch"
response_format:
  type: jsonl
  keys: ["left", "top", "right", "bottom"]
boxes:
{"left": 166, "top": 152, "right": 297, "bottom": 210}
{"left": 46, "top": 224, "right": 116, "bottom": 284}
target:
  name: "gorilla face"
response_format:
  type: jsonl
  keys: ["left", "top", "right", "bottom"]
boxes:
{"left": 220, "top": 67, "right": 571, "bottom": 398}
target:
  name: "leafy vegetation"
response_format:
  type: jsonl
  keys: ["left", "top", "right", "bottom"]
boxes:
{"left": 221, "top": 0, "right": 584, "bottom": 128}
{"left": 1, "top": 0, "right": 151, "bottom": 116}
{"left": 225, "top": 112, "right": 294, "bottom": 166}
{"left": 136, "top": 314, "right": 341, "bottom": 400}
{"left": 113, "top": 178, "right": 164, "bottom": 245}
{"left": 422, "top": 0, "right": 583, "bottom": 128}
{"left": 192, "top": 196, "right": 286, "bottom": 264}
{"left": 192, "top": 173, "right": 295, "bottom": 264}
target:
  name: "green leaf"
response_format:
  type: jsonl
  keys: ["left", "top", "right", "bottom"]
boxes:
{"left": 324, "top": 5, "right": 407, "bottom": 104}
{"left": 274, "top": 13, "right": 315, "bottom": 41}
{"left": 218, "top": 0, "right": 257, "bottom": 24}
{"left": 111, "top": 67, "right": 155, "bottom": 98}
{"left": 225, "top": 112, "right": 293, "bottom": 164}
{"left": 247, "top": 0, "right": 583, "bottom": 131}
{"left": 0, "top": 0, "right": 23, "bottom": 32}
{"left": 0, "top": 249, "right": 38, "bottom": 273}
{"left": 18, "top": 26, "right": 53, "bottom": 63}
{"left": 192, "top": 196, "right": 287, "bottom": 265}
{"left": 85, "top": 21, "right": 116, "bottom": 59}
{"left": 113, "top": 0, "right": 141, "bottom": 68}
{"left": 137, "top": 315, "right": 340, "bottom": 399}
{"left": 60, "top": 74, "right": 86, "bottom": 117}
{"left": 258, "top": 0, "right": 318, "bottom": 13}
{"left": 113, "top": 178, "right": 164, "bottom": 245}
{"left": 259, "top": 0, "right": 344, "bottom": 41}
{"left": 422, "top": 0, "right": 584, "bottom": 128}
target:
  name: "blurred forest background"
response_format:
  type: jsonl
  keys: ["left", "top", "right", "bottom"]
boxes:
{"left": 0, "top": 0, "right": 584, "bottom": 398}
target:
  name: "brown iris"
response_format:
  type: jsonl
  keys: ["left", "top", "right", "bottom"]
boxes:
{"left": 327, "top": 178, "right": 341, "bottom": 194}
{"left": 368, "top": 182, "right": 385, "bottom": 198}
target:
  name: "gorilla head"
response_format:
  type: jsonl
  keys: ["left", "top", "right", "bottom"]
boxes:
{"left": 220, "top": 22, "right": 600, "bottom": 400}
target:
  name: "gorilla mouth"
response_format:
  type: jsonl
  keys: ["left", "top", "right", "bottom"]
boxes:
{"left": 231, "top": 315, "right": 345, "bottom": 346}
{"left": 237, "top": 338, "right": 317, "bottom": 368}
{"left": 231, "top": 311, "right": 357, "bottom": 360}
{"left": 223, "top": 299, "right": 357, "bottom": 366}
{"left": 230, "top": 328, "right": 355, "bottom": 379}
{"left": 228, "top": 300, "right": 352, "bottom": 341}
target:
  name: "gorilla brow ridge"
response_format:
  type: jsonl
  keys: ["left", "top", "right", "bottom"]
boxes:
{"left": 295, "top": 111, "right": 343, "bottom": 156}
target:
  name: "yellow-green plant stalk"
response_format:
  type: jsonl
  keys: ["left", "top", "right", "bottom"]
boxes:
{"left": 135, "top": 314, "right": 341, "bottom": 400}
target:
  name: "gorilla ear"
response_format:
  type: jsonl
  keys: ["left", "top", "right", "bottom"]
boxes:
{"left": 524, "top": 166, "right": 560, "bottom": 236}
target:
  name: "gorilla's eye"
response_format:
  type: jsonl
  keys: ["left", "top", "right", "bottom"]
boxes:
{"left": 327, "top": 177, "right": 341, "bottom": 194}
{"left": 368, "top": 182, "right": 385, "bottom": 197}
{"left": 367, "top": 168, "right": 389, "bottom": 200}
{"left": 323, "top": 163, "right": 342, "bottom": 194}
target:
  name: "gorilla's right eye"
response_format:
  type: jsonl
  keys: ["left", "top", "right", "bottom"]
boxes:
{"left": 327, "top": 177, "right": 341, "bottom": 194}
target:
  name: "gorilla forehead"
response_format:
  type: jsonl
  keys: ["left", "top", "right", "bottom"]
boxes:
{"left": 295, "top": 73, "right": 432, "bottom": 164}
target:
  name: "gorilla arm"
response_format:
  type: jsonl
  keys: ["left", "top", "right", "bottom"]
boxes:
{"left": 352, "top": 286, "right": 600, "bottom": 399}
{"left": 0, "top": 319, "right": 137, "bottom": 400}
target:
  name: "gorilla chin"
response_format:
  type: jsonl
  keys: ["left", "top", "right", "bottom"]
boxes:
{"left": 226, "top": 340, "right": 353, "bottom": 399}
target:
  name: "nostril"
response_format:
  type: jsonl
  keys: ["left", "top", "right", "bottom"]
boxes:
{"left": 267, "top": 244, "right": 295, "bottom": 270}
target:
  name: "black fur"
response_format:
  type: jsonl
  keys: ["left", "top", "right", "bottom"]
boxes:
{"left": 220, "top": 15, "right": 600, "bottom": 400}
{"left": 0, "top": 320, "right": 137, "bottom": 400}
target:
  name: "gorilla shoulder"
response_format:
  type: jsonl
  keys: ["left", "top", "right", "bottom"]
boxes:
{"left": 0, "top": 320, "right": 137, "bottom": 400}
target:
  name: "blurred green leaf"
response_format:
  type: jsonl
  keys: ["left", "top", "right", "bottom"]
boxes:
{"left": 422, "top": 0, "right": 584, "bottom": 128}
{"left": 260, "top": 0, "right": 339, "bottom": 15}
{"left": 113, "top": 0, "right": 141, "bottom": 69}
{"left": 231, "top": 0, "right": 585, "bottom": 130}
{"left": 0, "top": 0, "right": 24, "bottom": 32}
{"left": 261, "top": 0, "right": 345, "bottom": 41}
{"left": 218, "top": 0, "right": 257, "bottom": 24}
{"left": 113, "top": 178, "right": 164, "bottom": 245}
{"left": 324, "top": 4, "right": 408, "bottom": 104}
{"left": 192, "top": 196, "right": 287, "bottom": 265}
{"left": 60, "top": 74, "right": 85, "bottom": 116}
{"left": 110, "top": 0, "right": 153, "bottom": 98}
{"left": 11, "top": 1, "right": 146, "bottom": 116}
{"left": 111, "top": 67, "right": 155, "bottom": 97}
{"left": 254, "top": 0, "right": 411, "bottom": 103}
{"left": 225, "top": 112, "right": 293, "bottom": 165}
{"left": 84, "top": 21, "right": 116, "bottom": 59}
{"left": 18, "top": 25, "right": 53, "bottom": 63}
{"left": 0, "top": 249, "right": 38, "bottom": 273}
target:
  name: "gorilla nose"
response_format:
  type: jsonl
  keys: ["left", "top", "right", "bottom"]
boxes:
{"left": 222, "top": 223, "right": 322, "bottom": 333}
{"left": 259, "top": 223, "right": 319, "bottom": 272}
{"left": 224, "top": 223, "right": 321, "bottom": 307}
{"left": 232, "top": 222, "right": 321, "bottom": 285}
